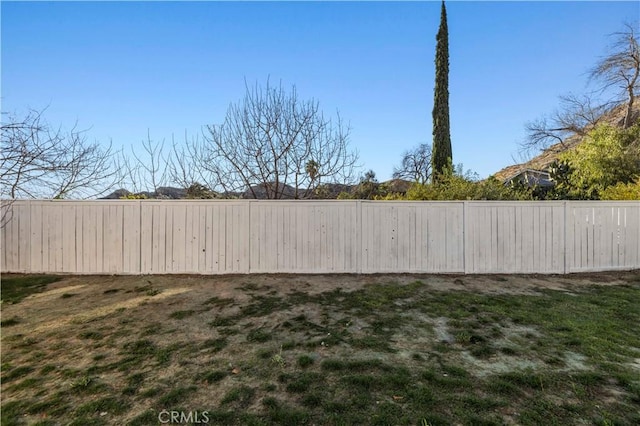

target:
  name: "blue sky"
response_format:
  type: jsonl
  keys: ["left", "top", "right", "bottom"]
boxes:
{"left": 2, "top": 1, "right": 639, "bottom": 186}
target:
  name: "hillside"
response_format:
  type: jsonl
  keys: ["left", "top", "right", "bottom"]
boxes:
{"left": 492, "top": 103, "right": 639, "bottom": 182}
{"left": 101, "top": 179, "right": 413, "bottom": 200}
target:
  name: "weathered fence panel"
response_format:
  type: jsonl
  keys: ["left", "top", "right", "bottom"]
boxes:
{"left": 566, "top": 203, "right": 640, "bottom": 272}
{"left": 360, "top": 202, "right": 464, "bottom": 273}
{"left": 1, "top": 200, "right": 638, "bottom": 274}
{"left": 136, "top": 202, "right": 251, "bottom": 274}
{"left": 464, "top": 202, "right": 566, "bottom": 274}
{"left": 249, "top": 202, "right": 359, "bottom": 273}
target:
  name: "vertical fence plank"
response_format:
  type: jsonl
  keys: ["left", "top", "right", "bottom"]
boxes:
{"left": 164, "top": 205, "right": 174, "bottom": 272}
{"left": 171, "top": 203, "right": 186, "bottom": 273}
{"left": 80, "top": 204, "right": 95, "bottom": 273}
{"left": 29, "top": 202, "right": 43, "bottom": 272}
{"left": 197, "top": 205, "right": 207, "bottom": 272}
{"left": 75, "top": 204, "right": 84, "bottom": 273}
{"left": 47, "top": 203, "right": 61, "bottom": 272}
{"left": 16, "top": 202, "right": 30, "bottom": 272}
{"left": 140, "top": 203, "right": 152, "bottom": 273}
{"left": 632, "top": 205, "right": 640, "bottom": 268}
{"left": 3, "top": 202, "right": 21, "bottom": 272}
{"left": 62, "top": 204, "right": 76, "bottom": 272}
{"left": 149, "top": 204, "right": 162, "bottom": 273}
{"left": 123, "top": 202, "right": 141, "bottom": 274}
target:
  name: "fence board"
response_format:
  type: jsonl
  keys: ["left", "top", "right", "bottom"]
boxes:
{"left": 62, "top": 204, "right": 76, "bottom": 272}
{"left": 3, "top": 202, "right": 23, "bottom": 272}
{"left": 29, "top": 203, "right": 42, "bottom": 272}
{"left": 49, "top": 204, "right": 63, "bottom": 273}
{"left": 79, "top": 204, "right": 94, "bottom": 273}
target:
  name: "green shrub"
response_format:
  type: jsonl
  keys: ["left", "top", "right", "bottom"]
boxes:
{"left": 406, "top": 175, "right": 530, "bottom": 201}
{"left": 556, "top": 123, "right": 640, "bottom": 199}
{"left": 120, "top": 193, "right": 147, "bottom": 199}
{"left": 599, "top": 178, "right": 640, "bottom": 200}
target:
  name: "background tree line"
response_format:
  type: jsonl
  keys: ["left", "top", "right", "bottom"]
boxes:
{"left": 2, "top": 21, "right": 637, "bottom": 201}
{"left": 1, "top": 80, "right": 359, "bottom": 200}
{"left": 387, "top": 21, "right": 639, "bottom": 201}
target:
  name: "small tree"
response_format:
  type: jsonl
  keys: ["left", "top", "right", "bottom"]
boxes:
{"left": 356, "top": 170, "right": 380, "bottom": 199}
{"left": 392, "top": 143, "right": 432, "bottom": 184}
{"left": 186, "top": 182, "right": 217, "bottom": 199}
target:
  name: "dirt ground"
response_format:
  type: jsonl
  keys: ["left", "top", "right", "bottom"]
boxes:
{"left": 1, "top": 271, "right": 639, "bottom": 425}
{"left": 1, "top": 271, "right": 630, "bottom": 338}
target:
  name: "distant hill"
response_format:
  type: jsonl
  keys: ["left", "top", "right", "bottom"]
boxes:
{"left": 100, "top": 179, "right": 413, "bottom": 200}
{"left": 100, "top": 186, "right": 187, "bottom": 199}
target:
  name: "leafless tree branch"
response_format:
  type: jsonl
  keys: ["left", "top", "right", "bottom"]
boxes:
{"left": 1, "top": 108, "right": 120, "bottom": 199}
{"left": 521, "top": 23, "right": 639, "bottom": 154}
{"left": 521, "top": 93, "right": 616, "bottom": 153}
{"left": 120, "top": 131, "right": 170, "bottom": 193}
{"left": 589, "top": 22, "right": 639, "bottom": 128}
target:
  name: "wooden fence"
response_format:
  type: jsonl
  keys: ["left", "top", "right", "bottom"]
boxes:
{"left": 1, "top": 200, "right": 638, "bottom": 274}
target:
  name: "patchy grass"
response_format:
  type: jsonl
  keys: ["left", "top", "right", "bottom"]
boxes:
{"left": 169, "top": 309, "right": 197, "bottom": 319}
{"left": 1, "top": 272, "right": 639, "bottom": 425}
{"left": 202, "top": 296, "right": 235, "bottom": 308}
{"left": 1, "top": 317, "right": 21, "bottom": 327}
{"left": 0, "top": 274, "right": 62, "bottom": 304}
{"left": 297, "top": 354, "right": 315, "bottom": 368}
{"left": 201, "top": 337, "right": 228, "bottom": 352}
{"left": 158, "top": 385, "right": 198, "bottom": 406}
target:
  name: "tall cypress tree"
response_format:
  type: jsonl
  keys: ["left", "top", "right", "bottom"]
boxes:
{"left": 431, "top": 0, "right": 452, "bottom": 182}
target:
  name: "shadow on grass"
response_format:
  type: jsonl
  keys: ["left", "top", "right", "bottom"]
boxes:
{"left": 1, "top": 275, "right": 62, "bottom": 304}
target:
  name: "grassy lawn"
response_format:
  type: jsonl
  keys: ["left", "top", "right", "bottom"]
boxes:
{"left": 1, "top": 272, "right": 639, "bottom": 425}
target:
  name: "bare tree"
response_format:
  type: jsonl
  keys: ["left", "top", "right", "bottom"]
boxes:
{"left": 392, "top": 143, "right": 432, "bottom": 184}
{"left": 1, "top": 108, "right": 120, "bottom": 199}
{"left": 168, "top": 131, "right": 228, "bottom": 195}
{"left": 120, "top": 131, "right": 170, "bottom": 193}
{"left": 522, "top": 23, "right": 639, "bottom": 153}
{"left": 590, "top": 23, "right": 640, "bottom": 128}
{"left": 181, "top": 80, "right": 359, "bottom": 199}
{"left": 522, "top": 93, "right": 614, "bottom": 151}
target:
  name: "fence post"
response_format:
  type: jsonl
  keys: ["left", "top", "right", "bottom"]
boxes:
{"left": 137, "top": 199, "right": 142, "bottom": 274}
{"left": 357, "top": 200, "right": 362, "bottom": 274}
{"left": 248, "top": 200, "right": 252, "bottom": 274}
{"left": 563, "top": 201, "right": 568, "bottom": 274}
{"left": 463, "top": 201, "right": 468, "bottom": 274}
